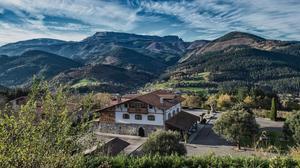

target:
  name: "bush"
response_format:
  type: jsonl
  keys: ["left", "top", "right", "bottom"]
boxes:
{"left": 142, "top": 130, "right": 186, "bottom": 156}
{"left": 84, "top": 155, "right": 299, "bottom": 168}
{"left": 283, "top": 111, "right": 300, "bottom": 143}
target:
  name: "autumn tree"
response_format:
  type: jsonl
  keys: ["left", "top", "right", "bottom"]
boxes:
{"left": 93, "top": 93, "right": 112, "bottom": 109}
{"left": 206, "top": 95, "right": 217, "bottom": 113}
{"left": 217, "top": 94, "right": 233, "bottom": 108}
{"left": 182, "top": 95, "right": 202, "bottom": 108}
{"left": 243, "top": 96, "right": 254, "bottom": 107}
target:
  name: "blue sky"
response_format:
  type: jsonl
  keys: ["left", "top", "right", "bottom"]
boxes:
{"left": 0, "top": 0, "right": 299, "bottom": 45}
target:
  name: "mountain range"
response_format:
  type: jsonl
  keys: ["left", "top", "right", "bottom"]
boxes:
{"left": 0, "top": 31, "right": 299, "bottom": 93}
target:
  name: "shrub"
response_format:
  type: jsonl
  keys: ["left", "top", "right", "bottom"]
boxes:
{"left": 83, "top": 155, "right": 299, "bottom": 168}
{"left": 283, "top": 111, "right": 300, "bottom": 143}
{"left": 142, "top": 130, "right": 186, "bottom": 156}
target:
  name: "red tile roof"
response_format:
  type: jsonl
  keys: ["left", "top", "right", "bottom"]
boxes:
{"left": 98, "top": 90, "right": 184, "bottom": 112}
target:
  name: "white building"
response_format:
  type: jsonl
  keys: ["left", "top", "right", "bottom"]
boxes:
{"left": 95, "top": 90, "right": 199, "bottom": 136}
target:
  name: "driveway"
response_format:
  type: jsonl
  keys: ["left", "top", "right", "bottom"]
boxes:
{"left": 187, "top": 111, "right": 283, "bottom": 157}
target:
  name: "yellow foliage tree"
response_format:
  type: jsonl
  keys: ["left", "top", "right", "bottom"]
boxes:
{"left": 217, "top": 94, "right": 232, "bottom": 108}
{"left": 182, "top": 95, "right": 201, "bottom": 108}
{"left": 243, "top": 96, "right": 254, "bottom": 106}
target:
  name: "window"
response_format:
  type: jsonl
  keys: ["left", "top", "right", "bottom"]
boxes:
{"left": 124, "top": 104, "right": 128, "bottom": 108}
{"left": 148, "top": 115, "right": 155, "bottom": 121}
{"left": 123, "top": 114, "right": 130, "bottom": 119}
{"left": 149, "top": 105, "right": 153, "bottom": 109}
{"left": 168, "top": 113, "right": 171, "bottom": 119}
{"left": 177, "top": 108, "right": 179, "bottom": 113}
{"left": 173, "top": 110, "right": 175, "bottom": 116}
{"left": 135, "top": 114, "right": 142, "bottom": 120}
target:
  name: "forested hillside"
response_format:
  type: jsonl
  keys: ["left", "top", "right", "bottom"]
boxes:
{"left": 151, "top": 32, "right": 300, "bottom": 94}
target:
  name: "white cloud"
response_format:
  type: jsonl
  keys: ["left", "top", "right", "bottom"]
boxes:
{"left": 0, "top": 0, "right": 139, "bottom": 31}
{"left": 0, "top": 0, "right": 142, "bottom": 45}
{"left": 140, "top": 0, "right": 300, "bottom": 40}
{"left": 0, "top": 0, "right": 299, "bottom": 44}
{"left": 0, "top": 22, "right": 87, "bottom": 46}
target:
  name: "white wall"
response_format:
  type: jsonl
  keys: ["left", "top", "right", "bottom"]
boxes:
{"left": 114, "top": 102, "right": 181, "bottom": 125}
{"left": 165, "top": 103, "right": 181, "bottom": 120}
{"left": 115, "top": 112, "right": 164, "bottom": 126}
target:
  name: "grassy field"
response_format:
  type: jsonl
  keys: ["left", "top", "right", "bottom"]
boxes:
{"left": 146, "top": 72, "right": 214, "bottom": 94}
{"left": 71, "top": 78, "right": 101, "bottom": 88}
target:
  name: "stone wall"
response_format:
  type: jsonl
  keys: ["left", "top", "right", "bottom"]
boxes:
{"left": 95, "top": 123, "right": 164, "bottom": 136}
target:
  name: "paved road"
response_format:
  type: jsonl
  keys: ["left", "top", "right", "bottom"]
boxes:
{"left": 191, "top": 123, "right": 232, "bottom": 146}
{"left": 186, "top": 112, "right": 283, "bottom": 157}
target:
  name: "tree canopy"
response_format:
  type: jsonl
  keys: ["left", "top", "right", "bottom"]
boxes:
{"left": 213, "top": 109, "right": 259, "bottom": 149}
{"left": 0, "top": 81, "right": 94, "bottom": 167}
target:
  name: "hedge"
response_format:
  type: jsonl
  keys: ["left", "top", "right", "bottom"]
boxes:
{"left": 84, "top": 155, "right": 299, "bottom": 168}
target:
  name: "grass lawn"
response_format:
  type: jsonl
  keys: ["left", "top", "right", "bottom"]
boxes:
{"left": 71, "top": 78, "right": 101, "bottom": 88}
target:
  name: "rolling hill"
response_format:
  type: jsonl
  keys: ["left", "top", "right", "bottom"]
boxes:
{"left": 0, "top": 50, "right": 82, "bottom": 86}
{"left": 51, "top": 64, "right": 155, "bottom": 93}
{"left": 87, "top": 47, "right": 167, "bottom": 74}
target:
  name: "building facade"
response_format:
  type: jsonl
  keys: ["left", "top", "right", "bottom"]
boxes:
{"left": 95, "top": 90, "right": 199, "bottom": 136}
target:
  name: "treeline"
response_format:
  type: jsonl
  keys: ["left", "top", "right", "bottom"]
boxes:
{"left": 0, "top": 87, "right": 28, "bottom": 101}
{"left": 182, "top": 86, "right": 300, "bottom": 111}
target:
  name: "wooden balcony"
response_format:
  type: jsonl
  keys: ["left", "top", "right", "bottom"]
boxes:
{"left": 127, "top": 107, "right": 148, "bottom": 114}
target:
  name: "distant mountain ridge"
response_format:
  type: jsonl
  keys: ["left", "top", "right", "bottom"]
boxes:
{"left": 0, "top": 31, "right": 187, "bottom": 65}
{"left": 0, "top": 31, "right": 300, "bottom": 93}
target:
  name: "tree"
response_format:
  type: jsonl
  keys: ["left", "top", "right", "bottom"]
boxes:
{"left": 283, "top": 111, "right": 300, "bottom": 143}
{"left": 217, "top": 94, "right": 232, "bottom": 108}
{"left": 93, "top": 93, "right": 111, "bottom": 109}
{"left": 206, "top": 95, "right": 217, "bottom": 113}
{"left": 243, "top": 96, "right": 254, "bottom": 107}
{"left": 213, "top": 110, "right": 259, "bottom": 149}
{"left": 142, "top": 130, "right": 186, "bottom": 156}
{"left": 0, "top": 81, "right": 93, "bottom": 167}
{"left": 237, "top": 87, "right": 248, "bottom": 102}
{"left": 182, "top": 95, "right": 202, "bottom": 108}
{"left": 270, "top": 98, "right": 277, "bottom": 121}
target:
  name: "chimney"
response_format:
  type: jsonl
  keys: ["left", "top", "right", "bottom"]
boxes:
{"left": 117, "top": 95, "right": 121, "bottom": 103}
{"left": 160, "top": 97, "right": 164, "bottom": 104}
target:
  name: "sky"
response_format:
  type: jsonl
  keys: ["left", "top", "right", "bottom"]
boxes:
{"left": 0, "top": 0, "right": 300, "bottom": 45}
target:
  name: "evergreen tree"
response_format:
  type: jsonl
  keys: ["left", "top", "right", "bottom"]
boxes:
{"left": 270, "top": 97, "right": 277, "bottom": 121}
